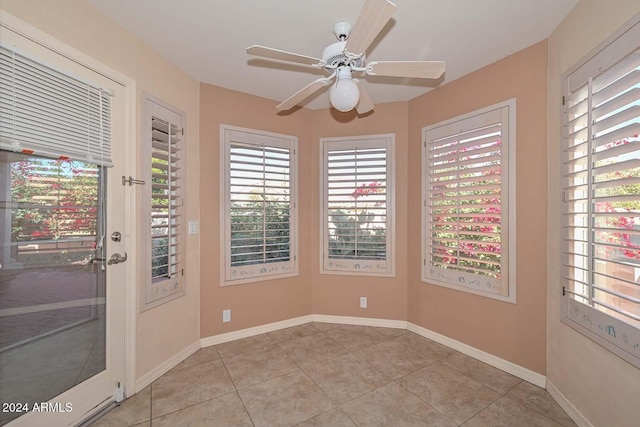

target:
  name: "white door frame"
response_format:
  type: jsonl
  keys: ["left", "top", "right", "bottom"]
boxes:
{"left": 0, "top": 10, "right": 138, "bottom": 425}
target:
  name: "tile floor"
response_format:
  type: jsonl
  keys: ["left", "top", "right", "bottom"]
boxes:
{"left": 92, "top": 323, "right": 577, "bottom": 427}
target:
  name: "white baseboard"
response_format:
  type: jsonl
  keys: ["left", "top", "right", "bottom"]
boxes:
{"left": 546, "top": 380, "right": 593, "bottom": 427}
{"left": 135, "top": 340, "right": 200, "bottom": 393}
{"left": 312, "top": 314, "right": 407, "bottom": 329}
{"left": 407, "top": 322, "right": 547, "bottom": 388}
{"left": 200, "top": 315, "right": 314, "bottom": 347}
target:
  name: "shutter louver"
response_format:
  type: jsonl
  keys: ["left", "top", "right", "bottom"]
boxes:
{"left": 0, "top": 45, "right": 112, "bottom": 166}
{"left": 151, "top": 117, "right": 181, "bottom": 282}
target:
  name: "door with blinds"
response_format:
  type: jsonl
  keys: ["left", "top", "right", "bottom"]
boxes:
{"left": 0, "top": 24, "right": 128, "bottom": 425}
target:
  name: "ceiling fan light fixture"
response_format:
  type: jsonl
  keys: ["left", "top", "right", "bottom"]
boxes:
{"left": 330, "top": 66, "right": 360, "bottom": 112}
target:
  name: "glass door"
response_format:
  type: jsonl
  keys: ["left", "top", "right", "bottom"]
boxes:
{"left": 0, "top": 24, "right": 128, "bottom": 427}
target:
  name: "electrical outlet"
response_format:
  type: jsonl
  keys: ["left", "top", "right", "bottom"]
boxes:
{"left": 360, "top": 297, "right": 367, "bottom": 308}
{"left": 223, "top": 309, "right": 231, "bottom": 323}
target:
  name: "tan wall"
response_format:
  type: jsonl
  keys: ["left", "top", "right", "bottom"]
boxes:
{"left": 0, "top": 0, "right": 201, "bottom": 381}
{"left": 310, "top": 104, "right": 409, "bottom": 321}
{"left": 547, "top": 1, "right": 640, "bottom": 426}
{"left": 407, "top": 41, "right": 549, "bottom": 374}
{"left": 199, "top": 84, "right": 313, "bottom": 337}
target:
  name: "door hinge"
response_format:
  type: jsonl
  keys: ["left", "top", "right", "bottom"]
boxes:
{"left": 562, "top": 96, "right": 566, "bottom": 106}
{"left": 181, "top": 128, "right": 184, "bottom": 135}
{"left": 562, "top": 286, "right": 566, "bottom": 296}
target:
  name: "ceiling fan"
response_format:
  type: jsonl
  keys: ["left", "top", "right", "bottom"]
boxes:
{"left": 246, "top": 0, "right": 445, "bottom": 114}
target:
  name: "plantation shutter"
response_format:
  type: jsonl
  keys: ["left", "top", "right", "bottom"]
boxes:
{"left": 0, "top": 45, "right": 112, "bottom": 166}
{"left": 562, "top": 22, "right": 640, "bottom": 366}
{"left": 142, "top": 97, "right": 184, "bottom": 310}
{"left": 222, "top": 126, "right": 298, "bottom": 283}
{"left": 151, "top": 117, "right": 181, "bottom": 282}
{"left": 321, "top": 134, "right": 394, "bottom": 276}
{"left": 229, "top": 142, "right": 291, "bottom": 265}
{"left": 423, "top": 104, "right": 511, "bottom": 297}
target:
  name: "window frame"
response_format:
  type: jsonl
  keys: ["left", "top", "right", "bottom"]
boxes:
{"left": 319, "top": 133, "right": 396, "bottom": 277}
{"left": 421, "top": 99, "right": 516, "bottom": 303}
{"left": 220, "top": 124, "right": 298, "bottom": 285}
{"left": 140, "top": 94, "right": 186, "bottom": 311}
{"left": 560, "top": 15, "right": 640, "bottom": 369}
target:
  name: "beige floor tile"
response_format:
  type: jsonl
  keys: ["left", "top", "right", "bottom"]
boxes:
{"left": 237, "top": 371, "right": 334, "bottom": 427}
{"left": 296, "top": 408, "right": 356, "bottom": 426}
{"left": 216, "top": 334, "right": 276, "bottom": 358}
{"left": 151, "top": 360, "right": 235, "bottom": 418}
{"left": 91, "top": 386, "right": 151, "bottom": 427}
{"left": 130, "top": 422, "right": 150, "bottom": 427}
{"left": 372, "top": 326, "right": 408, "bottom": 338}
{"left": 170, "top": 346, "right": 220, "bottom": 373}
{"left": 394, "top": 332, "right": 455, "bottom": 361}
{"left": 440, "top": 352, "right": 521, "bottom": 394}
{"left": 267, "top": 323, "right": 320, "bottom": 343}
{"left": 462, "top": 396, "right": 565, "bottom": 427}
{"left": 310, "top": 322, "right": 342, "bottom": 332}
{"left": 152, "top": 392, "right": 252, "bottom": 427}
{"left": 341, "top": 382, "right": 457, "bottom": 427}
{"left": 303, "top": 353, "right": 391, "bottom": 404}
{"left": 398, "top": 362, "right": 500, "bottom": 424}
{"left": 223, "top": 344, "right": 299, "bottom": 389}
{"left": 278, "top": 333, "right": 347, "bottom": 368}
{"left": 324, "top": 325, "right": 389, "bottom": 350}
{"left": 506, "top": 381, "right": 578, "bottom": 427}
{"left": 354, "top": 338, "right": 435, "bottom": 379}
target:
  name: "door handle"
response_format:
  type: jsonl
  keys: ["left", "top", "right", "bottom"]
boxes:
{"left": 108, "top": 252, "right": 128, "bottom": 265}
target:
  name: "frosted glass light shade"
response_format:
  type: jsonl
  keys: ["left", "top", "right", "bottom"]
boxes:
{"left": 330, "top": 78, "right": 360, "bottom": 112}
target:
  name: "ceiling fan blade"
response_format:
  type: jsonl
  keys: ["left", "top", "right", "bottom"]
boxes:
{"left": 276, "top": 77, "right": 332, "bottom": 111}
{"left": 345, "top": 0, "right": 397, "bottom": 57}
{"left": 356, "top": 81, "right": 374, "bottom": 114}
{"left": 247, "top": 45, "right": 322, "bottom": 66}
{"left": 367, "top": 61, "right": 446, "bottom": 79}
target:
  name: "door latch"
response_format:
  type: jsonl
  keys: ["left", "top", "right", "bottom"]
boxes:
{"left": 108, "top": 252, "right": 128, "bottom": 265}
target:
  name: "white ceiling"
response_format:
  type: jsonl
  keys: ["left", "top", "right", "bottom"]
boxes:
{"left": 88, "top": 0, "right": 578, "bottom": 110}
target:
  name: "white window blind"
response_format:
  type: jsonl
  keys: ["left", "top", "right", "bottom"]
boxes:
{"left": 422, "top": 100, "right": 515, "bottom": 301}
{"left": 321, "top": 135, "right": 394, "bottom": 276}
{"left": 142, "top": 97, "right": 184, "bottom": 310}
{"left": 561, "top": 19, "right": 640, "bottom": 368}
{"left": 0, "top": 45, "right": 112, "bottom": 166}
{"left": 221, "top": 126, "right": 297, "bottom": 284}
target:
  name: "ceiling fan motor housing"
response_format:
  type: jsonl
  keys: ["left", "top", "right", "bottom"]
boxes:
{"left": 322, "top": 41, "right": 364, "bottom": 71}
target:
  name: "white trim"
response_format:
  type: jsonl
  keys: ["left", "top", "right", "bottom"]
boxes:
{"left": 200, "top": 315, "right": 314, "bottom": 347}
{"left": 319, "top": 133, "right": 396, "bottom": 277}
{"left": 421, "top": 98, "right": 517, "bottom": 303}
{"left": 407, "top": 322, "right": 545, "bottom": 387}
{"left": 546, "top": 380, "right": 594, "bottom": 427}
{"left": 312, "top": 314, "right": 407, "bottom": 329}
{"left": 134, "top": 340, "right": 200, "bottom": 393}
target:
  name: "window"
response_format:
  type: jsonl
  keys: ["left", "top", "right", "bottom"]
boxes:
{"left": 561, "top": 18, "right": 640, "bottom": 368}
{"left": 221, "top": 125, "right": 298, "bottom": 284}
{"left": 422, "top": 100, "right": 516, "bottom": 301}
{"left": 320, "top": 134, "right": 395, "bottom": 276}
{"left": 141, "top": 96, "right": 184, "bottom": 310}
